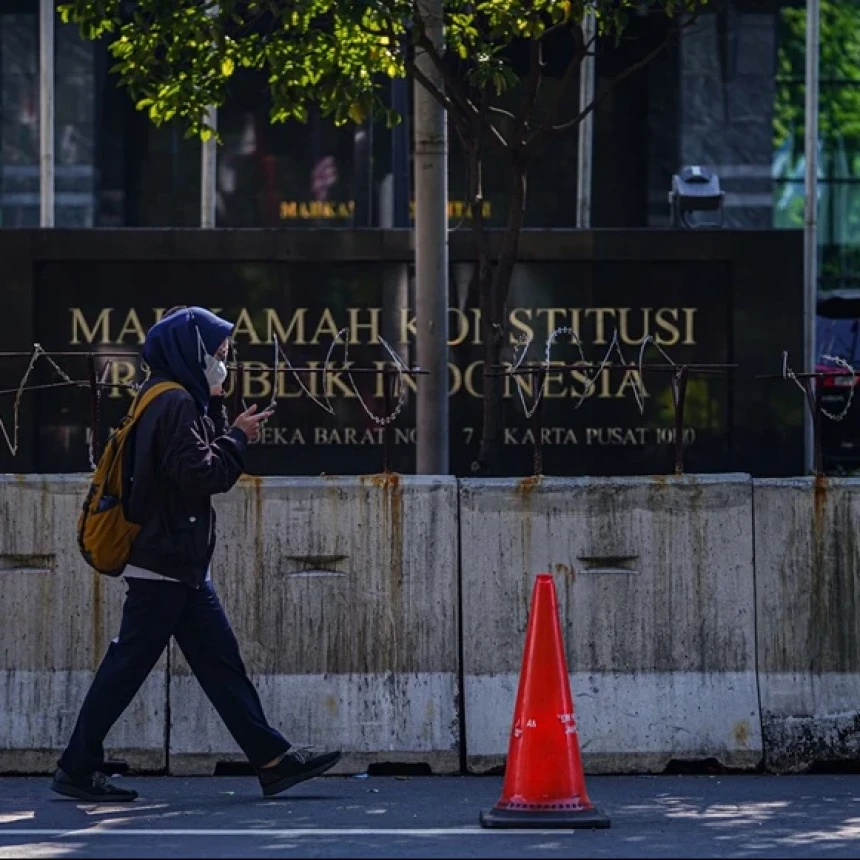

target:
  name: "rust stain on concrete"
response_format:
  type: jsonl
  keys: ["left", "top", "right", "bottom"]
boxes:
{"left": 514, "top": 478, "right": 540, "bottom": 586}
{"left": 811, "top": 474, "right": 829, "bottom": 668}
{"left": 361, "top": 472, "right": 402, "bottom": 492}
{"left": 359, "top": 473, "right": 405, "bottom": 669}
{"left": 516, "top": 475, "right": 542, "bottom": 497}
{"left": 243, "top": 475, "right": 264, "bottom": 575}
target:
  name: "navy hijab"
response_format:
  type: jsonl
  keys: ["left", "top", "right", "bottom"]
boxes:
{"left": 142, "top": 307, "right": 234, "bottom": 412}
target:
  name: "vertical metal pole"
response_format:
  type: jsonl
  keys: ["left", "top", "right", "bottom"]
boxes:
{"left": 414, "top": 0, "right": 449, "bottom": 474}
{"left": 532, "top": 368, "right": 546, "bottom": 477}
{"left": 391, "top": 65, "right": 411, "bottom": 229}
{"left": 201, "top": 106, "right": 217, "bottom": 228}
{"left": 39, "top": 0, "right": 55, "bottom": 227}
{"left": 383, "top": 367, "right": 393, "bottom": 474}
{"left": 672, "top": 367, "right": 690, "bottom": 476}
{"left": 200, "top": 3, "right": 219, "bottom": 228}
{"left": 803, "top": 0, "right": 820, "bottom": 475}
{"left": 87, "top": 354, "right": 101, "bottom": 462}
{"left": 385, "top": 68, "right": 410, "bottom": 368}
{"left": 814, "top": 376, "right": 823, "bottom": 477}
{"left": 234, "top": 363, "right": 246, "bottom": 413}
{"left": 802, "top": 377, "right": 823, "bottom": 477}
{"left": 575, "top": 12, "right": 596, "bottom": 229}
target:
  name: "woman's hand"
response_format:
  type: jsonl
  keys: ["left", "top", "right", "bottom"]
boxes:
{"left": 232, "top": 403, "right": 275, "bottom": 443}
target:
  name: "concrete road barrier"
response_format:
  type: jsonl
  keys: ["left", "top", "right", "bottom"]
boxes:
{"left": 0, "top": 475, "right": 167, "bottom": 774}
{"left": 12, "top": 470, "right": 860, "bottom": 775}
{"left": 168, "top": 475, "right": 460, "bottom": 775}
{"left": 459, "top": 474, "right": 762, "bottom": 774}
{"left": 754, "top": 477, "right": 860, "bottom": 773}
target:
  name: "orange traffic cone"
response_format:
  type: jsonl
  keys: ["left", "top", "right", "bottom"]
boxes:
{"left": 480, "top": 573, "right": 610, "bottom": 829}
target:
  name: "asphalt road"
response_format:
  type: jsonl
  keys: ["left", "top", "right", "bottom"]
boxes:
{"left": 2, "top": 774, "right": 860, "bottom": 858}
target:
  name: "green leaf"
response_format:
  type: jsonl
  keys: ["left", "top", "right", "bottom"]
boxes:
{"left": 221, "top": 57, "right": 235, "bottom": 77}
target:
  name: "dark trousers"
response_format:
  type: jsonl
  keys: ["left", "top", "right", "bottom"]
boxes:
{"left": 59, "top": 577, "right": 290, "bottom": 779}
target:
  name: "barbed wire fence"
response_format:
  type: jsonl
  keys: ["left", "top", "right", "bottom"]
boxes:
{"left": 1, "top": 329, "right": 858, "bottom": 477}
{"left": 757, "top": 351, "right": 858, "bottom": 476}
{"left": 0, "top": 331, "right": 426, "bottom": 475}
{"left": 490, "top": 327, "right": 736, "bottom": 476}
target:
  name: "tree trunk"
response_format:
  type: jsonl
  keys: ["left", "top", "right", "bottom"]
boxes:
{"left": 474, "top": 161, "right": 528, "bottom": 476}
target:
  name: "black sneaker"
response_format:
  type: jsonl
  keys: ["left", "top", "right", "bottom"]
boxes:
{"left": 257, "top": 749, "right": 342, "bottom": 797}
{"left": 50, "top": 768, "right": 139, "bottom": 802}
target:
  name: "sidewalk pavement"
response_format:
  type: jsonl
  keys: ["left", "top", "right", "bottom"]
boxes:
{"left": 2, "top": 774, "right": 860, "bottom": 858}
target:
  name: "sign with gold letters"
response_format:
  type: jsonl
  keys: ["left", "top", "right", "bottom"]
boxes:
{"left": 33, "top": 259, "right": 729, "bottom": 476}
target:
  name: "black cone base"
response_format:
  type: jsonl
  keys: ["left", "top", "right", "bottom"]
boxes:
{"left": 480, "top": 805, "right": 611, "bottom": 830}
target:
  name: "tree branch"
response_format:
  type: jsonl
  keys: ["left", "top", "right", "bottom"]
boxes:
{"left": 520, "top": 26, "right": 590, "bottom": 158}
{"left": 555, "top": 16, "right": 698, "bottom": 136}
{"left": 409, "top": 4, "right": 475, "bottom": 116}
{"left": 405, "top": 54, "right": 475, "bottom": 146}
{"left": 361, "top": 4, "right": 479, "bottom": 144}
{"left": 552, "top": 28, "right": 596, "bottom": 124}
{"left": 404, "top": 56, "right": 460, "bottom": 119}
{"left": 543, "top": 17, "right": 572, "bottom": 39}
{"left": 465, "top": 134, "right": 489, "bottom": 259}
{"left": 524, "top": 15, "right": 696, "bottom": 160}
{"left": 409, "top": 0, "right": 509, "bottom": 156}
{"left": 512, "top": 37, "right": 543, "bottom": 148}
{"left": 367, "top": 2, "right": 474, "bottom": 146}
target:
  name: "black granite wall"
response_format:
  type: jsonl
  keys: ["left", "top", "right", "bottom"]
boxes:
{"left": 676, "top": 10, "right": 778, "bottom": 228}
{"left": 0, "top": 228, "right": 804, "bottom": 478}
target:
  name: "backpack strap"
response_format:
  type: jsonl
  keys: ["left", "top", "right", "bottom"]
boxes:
{"left": 128, "top": 381, "right": 185, "bottom": 422}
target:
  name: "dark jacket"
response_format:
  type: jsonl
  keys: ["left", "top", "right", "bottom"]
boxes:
{"left": 124, "top": 383, "right": 247, "bottom": 587}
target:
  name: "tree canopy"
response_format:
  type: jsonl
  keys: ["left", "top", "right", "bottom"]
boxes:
{"left": 60, "top": 0, "right": 699, "bottom": 151}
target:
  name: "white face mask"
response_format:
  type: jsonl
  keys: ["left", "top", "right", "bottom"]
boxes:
{"left": 197, "top": 326, "right": 229, "bottom": 390}
{"left": 204, "top": 354, "right": 228, "bottom": 389}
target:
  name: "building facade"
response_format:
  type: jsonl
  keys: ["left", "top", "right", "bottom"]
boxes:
{"left": 1, "top": 2, "right": 853, "bottom": 253}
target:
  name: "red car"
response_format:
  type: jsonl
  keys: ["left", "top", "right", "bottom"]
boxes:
{"left": 816, "top": 290, "right": 860, "bottom": 469}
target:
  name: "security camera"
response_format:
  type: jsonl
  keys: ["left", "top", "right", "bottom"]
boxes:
{"left": 668, "top": 166, "right": 725, "bottom": 228}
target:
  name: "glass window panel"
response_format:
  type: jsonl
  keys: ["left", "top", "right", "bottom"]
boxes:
{"left": 774, "top": 81, "right": 860, "bottom": 181}
{"left": 776, "top": 2, "right": 860, "bottom": 83}
{"left": 0, "top": 11, "right": 38, "bottom": 227}
{"left": 772, "top": 179, "right": 804, "bottom": 228}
